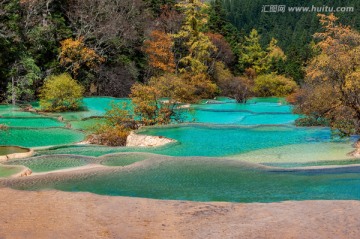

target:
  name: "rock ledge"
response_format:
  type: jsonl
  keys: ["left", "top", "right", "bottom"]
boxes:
{"left": 126, "top": 131, "right": 175, "bottom": 147}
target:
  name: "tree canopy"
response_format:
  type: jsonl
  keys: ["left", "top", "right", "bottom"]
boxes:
{"left": 294, "top": 14, "right": 360, "bottom": 135}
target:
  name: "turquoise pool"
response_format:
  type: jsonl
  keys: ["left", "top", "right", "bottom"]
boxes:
{"left": 5, "top": 156, "right": 360, "bottom": 202}
{"left": 1, "top": 97, "right": 359, "bottom": 203}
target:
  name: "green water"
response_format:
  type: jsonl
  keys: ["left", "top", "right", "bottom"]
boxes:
{"left": 136, "top": 125, "right": 342, "bottom": 157}
{"left": 0, "top": 105, "right": 39, "bottom": 117}
{"left": 6, "top": 157, "right": 360, "bottom": 202}
{"left": 191, "top": 110, "right": 299, "bottom": 125}
{"left": 0, "top": 117, "right": 65, "bottom": 128}
{"left": 193, "top": 101, "right": 292, "bottom": 114}
{"left": 0, "top": 128, "right": 85, "bottom": 147}
{"left": 229, "top": 143, "right": 355, "bottom": 164}
{"left": 265, "top": 159, "right": 360, "bottom": 168}
{"left": 0, "top": 165, "right": 22, "bottom": 178}
{"left": 0, "top": 102, "right": 85, "bottom": 147}
{"left": 100, "top": 153, "right": 150, "bottom": 167}
{"left": 0, "top": 146, "right": 29, "bottom": 155}
{"left": 5, "top": 155, "right": 91, "bottom": 173}
{"left": 50, "top": 97, "right": 131, "bottom": 121}
{"left": 1, "top": 97, "right": 360, "bottom": 203}
{"left": 190, "top": 98, "right": 298, "bottom": 125}
{"left": 37, "top": 125, "right": 342, "bottom": 158}
{"left": 69, "top": 118, "right": 105, "bottom": 131}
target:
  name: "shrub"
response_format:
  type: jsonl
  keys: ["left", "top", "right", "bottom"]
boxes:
{"left": 254, "top": 73, "right": 298, "bottom": 97}
{"left": 0, "top": 124, "right": 9, "bottom": 131}
{"left": 295, "top": 117, "right": 329, "bottom": 127}
{"left": 40, "top": 73, "right": 84, "bottom": 112}
{"left": 213, "top": 61, "right": 254, "bottom": 103}
{"left": 88, "top": 124, "right": 131, "bottom": 146}
{"left": 89, "top": 102, "right": 138, "bottom": 146}
{"left": 130, "top": 73, "right": 204, "bottom": 125}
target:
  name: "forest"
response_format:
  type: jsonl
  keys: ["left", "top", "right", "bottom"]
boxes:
{"left": 1, "top": 0, "right": 360, "bottom": 143}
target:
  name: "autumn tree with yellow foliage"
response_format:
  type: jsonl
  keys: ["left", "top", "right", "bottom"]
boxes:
{"left": 143, "top": 30, "right": 176, "bottom": 75}
{"left": 295, "top": 14, "right": 360, "bottom": 135}
{"left": 131, "top": 74, "right": 192, "bottom": 125}
{"left": 131, "top": 0, "right": 218, "bottom": 125}
{"left": 59, "top": 37, "right": 105, "bottom": 78}
{"left": 39, "top": 73, "right": 84, "bottom": 112}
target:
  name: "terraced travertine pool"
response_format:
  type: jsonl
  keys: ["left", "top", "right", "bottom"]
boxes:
{"left": 1, "top": 97, "right": 360, "bottom": 202}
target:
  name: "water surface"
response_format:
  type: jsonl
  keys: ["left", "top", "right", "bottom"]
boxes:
{"left": 1, "top": 97, "right": 359, "bottom": 203}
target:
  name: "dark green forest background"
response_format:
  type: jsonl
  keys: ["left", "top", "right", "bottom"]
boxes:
{"left": 222, "top": 0, "right": 359, "bottom": 81}
{"left": 0, "top": 0, "right": 359, "bottom": 101}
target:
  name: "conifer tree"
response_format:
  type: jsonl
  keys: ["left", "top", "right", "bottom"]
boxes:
{"left": 238, "top": 29, "right": 268, "bottom": 74}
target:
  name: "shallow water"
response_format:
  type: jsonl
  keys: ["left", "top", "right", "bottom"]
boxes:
{"left": 51, "top": 98, "right": 131, "bottom": 121}
{"left": 0, "top": 117, "right": 65, "bottom": 128}
{"left": 229, "top": 142, "right": 355, "bottom": 164}
{"left": 0, "top": 146, "right": 29, "bottom": 156}
{"left": 100, "top": 153, "right": 150, "bottom": 167}
{"left": 5, "top": 155, "right": 91, "bottom": 173}
{"left": 69, "top": 118, "right": 105, "bottom": 131}
{"left": 0, "top": 165, "right": 22, "bottom": 178}
{"left": 0, "top": 105, "right": 40, "bottom": 117}
{"left": 6, "top": 157, "right": 360, "bottom": 202}
{"left": 1, "top": 97, "right": 360, "bottom": 203}
{"left": 0, "top": 128, "right": 85, "bottom": 147}
{"left": 137, "top": 125, "right": 344, "bottom": 157}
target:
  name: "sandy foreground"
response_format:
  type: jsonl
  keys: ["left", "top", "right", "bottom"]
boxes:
{"left": 0, "top": 188, "right": 359, "bottom": 239}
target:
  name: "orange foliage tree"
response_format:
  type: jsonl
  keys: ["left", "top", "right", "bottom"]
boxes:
{"left": 295, "top": 14, "right": 360, "bottom": 135}
{"left": 130, "top": 74, "right": 197, "bottom": 125}
{"left": 59, "top": 37, "right": 105, "bottom": 77}
{"left": 206, "top": 33, "right": 235, "bottom": 67}
{"left": 143, "top": 30, "right": 175, "bottom": 74}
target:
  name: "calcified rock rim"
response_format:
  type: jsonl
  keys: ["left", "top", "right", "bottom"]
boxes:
{"left": 2, "top": 153, "right": 360, "bottom": 188}
{"left": 126, "top": 131, "right": 176, "bottom": 147}
{"left": 0, "top": 147, "right": 34, "bottom": 162}
{"left": 0, "top": 164, "right": 31, "bottom": 178}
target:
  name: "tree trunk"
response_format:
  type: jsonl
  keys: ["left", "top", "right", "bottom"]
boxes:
{"left": 11, "top": 76, "right": 15, "bottom": 105}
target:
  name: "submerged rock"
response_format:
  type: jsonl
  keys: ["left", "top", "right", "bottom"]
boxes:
{"left": 348, "top": 140, "right": 360, "bottom": 157}
{"left": 0, "top": 124, "right": 8, "bottom": 130}
{"left": 19, "top": 168, "right": 32, "bottom": 177}
{"left": 126, "top": 131, "right": 175, "bottom": 147}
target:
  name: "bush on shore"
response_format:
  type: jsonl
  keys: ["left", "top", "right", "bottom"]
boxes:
{"left": 40, "top": 73, "right": 84, "bottom": 112}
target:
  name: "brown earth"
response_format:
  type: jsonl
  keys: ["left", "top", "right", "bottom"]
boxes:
{"left": 0, "top": 188, "right": 359, "bottom": 239}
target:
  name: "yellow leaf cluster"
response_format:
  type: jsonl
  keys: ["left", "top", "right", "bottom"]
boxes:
{"left": 59, "top": 37, "right": 105, "bottom": 76}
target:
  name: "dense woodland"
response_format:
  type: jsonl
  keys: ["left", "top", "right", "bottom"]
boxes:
{"left": 223, "top": 0, "right": 360, "bottom": 82}
{"left": 1, "top": 0, "right": 360, "bottom": 143}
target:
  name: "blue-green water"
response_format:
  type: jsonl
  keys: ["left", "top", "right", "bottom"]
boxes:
{"left": 0, "top": 165, "right": 23, "bottom": 178}
{"left": 0, "top": 117, "right": 65, "bottom": 128}
{"left": 100, "top": 153, "right": 150, "bottom": 167}
{"left": 0, "top": 128, "right": 84, "bottom": 147}
{"left": 1, "top": 97, "right": 360, "bottom": 203}
{"left": 50, "top": 97, "right": 131, "bottom": 121}
{"left": 6, "top": 157, "right": 360, "bottom": 202}
{"left": 38, "top": 125, "right": 348, "bottom": 159}
{"left": 5, "top": 155, "right": 91, "bottom": 173}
